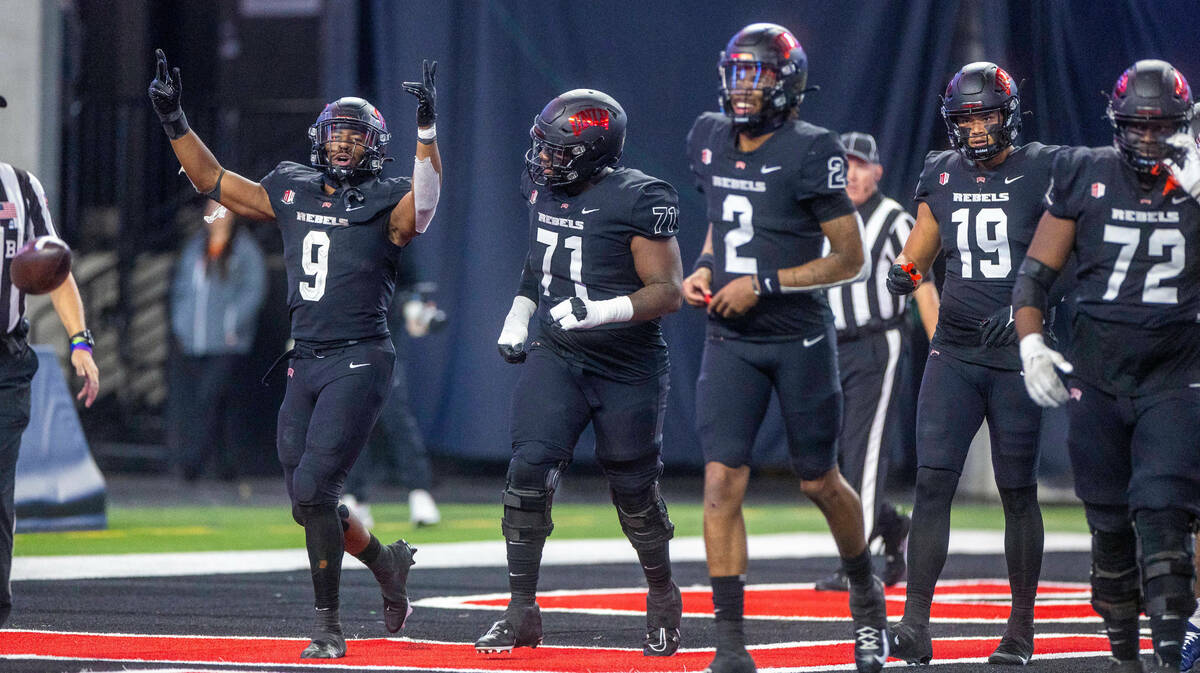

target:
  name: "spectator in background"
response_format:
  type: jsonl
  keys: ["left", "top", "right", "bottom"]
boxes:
{"left": 814, "top": 132, "right": 938, "bottom": 592}
{"left": 342, "top": 255, "right": 443, "bottom": 527}
{"left": 168, "top": 199, "right": 266, "bottom": 481}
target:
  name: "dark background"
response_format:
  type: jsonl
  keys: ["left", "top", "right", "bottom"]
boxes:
{"left": 52, "top": 0, "right": 1200, "bottom": 471}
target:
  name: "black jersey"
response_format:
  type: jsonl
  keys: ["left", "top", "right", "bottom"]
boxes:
{"left": 260, "top": 162, "right": 411, "bottom": 343}
{"left": 915, "top": 142, "right": 1060, "bottom": 369}
{"left": 519, "top": 167, "right": 679, "bottom": 383}
{"left": 687, "top": 112, "right": 856, "bottom": 340}
{"left": 1045, "top": 146, "right": 1200, "bottom": 394}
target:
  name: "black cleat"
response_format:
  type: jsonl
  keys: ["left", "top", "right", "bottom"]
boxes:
{"left": 475, "top": 603, "right": 543, "bottom": 653}
{"left": 372, "top": 539, "right": 416, "bottom": 633}
{"left": 849, "top": 577, "right": 889, "bottom": 673}
{"left": 703, "top": 647, "right": 757, "bottom": 673}
{"left": 1103, "top": 656, "right": 1145, "bottom": 672}
{"left": 644, "top": 581, "right": 682, "bottom": 656}
{"left": 988, "top": 634, "right": 1033, "bottom": 665}
{"left": 890, "top": 620, "right": 932, "bottom": 664}
{"left": 301, "top": 631, "right": 346, "bottom": 659}
{"left": 814, "top": 569, "right": 850, "bottom": 592}
{"left": 881, "top": 513, "right": 911, "bottom": 587}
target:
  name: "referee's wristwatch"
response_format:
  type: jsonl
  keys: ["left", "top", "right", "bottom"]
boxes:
{"left": 69, "top": 329, "right": 95, "bottom": 351}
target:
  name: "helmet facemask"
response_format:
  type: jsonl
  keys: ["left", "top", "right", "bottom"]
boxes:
{"left": 942, "top": 98, "right": 1019, "bottom": 162}
{"left": 308, "top": 117, "right": 388, "bottom": 181}
{"left": 1111, "top": 117, "right": 1189, "bottom": 173}
{"left": 720, "top": 58, "right": 795, "bottom": 135}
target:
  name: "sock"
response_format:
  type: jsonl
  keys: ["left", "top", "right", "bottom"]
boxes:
{"left": 711, "top": 575, "right": 747, "bottom": 650}
{"left": 312, "top": 606, "right": 342, "bottom": 637}
{"left": 903, "top": 467, "right": 959, "bottom": 627}
{"left": 507, "top": 538, "right": 546, "bottom": 606}
{"left": 842, "top": 547, "right": 874, "bottom": 589}
{"left": 354, "top": 535, "right": 383, "bottom": 567}
{"left": 1191, "top": 603, "right": 1200, "bottom": 628}
{"left": 299, "top": 503, "right": 344, "bottom": 611}
{"left": 999, "top": 485, "right": 1043, "bottom": 639}
{"left": 638, "top": 543, "right": 673, "bottom": 594}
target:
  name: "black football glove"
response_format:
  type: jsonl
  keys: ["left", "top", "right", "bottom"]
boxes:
{"left": 148, "top": 49, "right": 189, "bottom": 140}
{"left": 402, "top": 59, "right": 437, "bottom": 128}
{"left": 979, "top": 305, "right": 1017, "bottom": 348}
{"left": 886, "top": 262, "right": 921, "bottom": 295}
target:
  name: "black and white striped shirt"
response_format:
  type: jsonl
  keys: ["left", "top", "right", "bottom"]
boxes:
{"left": 826, "top": 190, "right": 912, "bottom": 340}
{"left": 1, "top": 162, "right": 58, "bottom": 333}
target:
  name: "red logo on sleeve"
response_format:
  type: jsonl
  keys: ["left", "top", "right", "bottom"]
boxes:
{"left": 939, "top": 172, "right": 949, "bottom": 185}
{"left": 281, "top": 190, "right": 295, "bottom": 205}
{"left": 1091, "top": 182, "right": 1105, "bottom": 198}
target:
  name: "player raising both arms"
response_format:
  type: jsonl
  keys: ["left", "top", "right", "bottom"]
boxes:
{"left": 1014, "top": 59, "right": 1200, "bottom": 673}
{"left": 886, "top": 62, "right": 1061, "bottom": 666}
{"left": 149, "top": 50, "right": 442, "bottom": 659}
{"left": 682, "top": 22, "right": 886, "bottom": 673}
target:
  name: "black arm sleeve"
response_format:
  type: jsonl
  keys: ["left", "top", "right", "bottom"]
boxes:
{"left": 516, "top": 256, "right": 539, "bottom": 303}
{"left": 1012, "top": 256, "right": 1061, "bottom": 312}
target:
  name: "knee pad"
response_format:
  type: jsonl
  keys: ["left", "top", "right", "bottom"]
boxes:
{"left": 998, "top": 485, "right": 1039, "bottom": 518}
{"left": 1134, "top": 508, "right": 1198, "bottom": 620}
{"left": 291, "top": 503, "right": 306, "bottom": 526}
{"left": 501, "top": 454, "right": 565, "bottom": 544}
{"left": 1090, "top": 526, "right": 1141, "bottom": 622}
{"left": 915, "top": 467, "right": 960, "bottom": 504}
{"left": 611, "top": 483, "right": 674, "bottom": 552}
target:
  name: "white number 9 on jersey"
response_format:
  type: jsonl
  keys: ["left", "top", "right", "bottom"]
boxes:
{"left": 300, "top": 230, "right": 329, "bottom": 301}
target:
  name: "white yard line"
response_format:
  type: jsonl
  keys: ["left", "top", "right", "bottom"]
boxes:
{"left": 13, "top": 530, "right": 1092, "bottom": 581}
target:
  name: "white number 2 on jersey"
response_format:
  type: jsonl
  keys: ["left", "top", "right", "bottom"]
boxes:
{"left": 721, "top": 194, "right": 757, "bottom": 274}
{"left": 299, "top": 230, "right": 329, "bottom": 301}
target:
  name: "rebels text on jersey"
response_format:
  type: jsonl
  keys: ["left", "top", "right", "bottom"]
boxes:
{"left": 1045, "top": 146, "right": 1200, "bottom": 394}
{"left": 915, "top": 142, "right": 1059, "bottom": 369}
{"left": 261, "top": 161, "right": 411, "bottom": 343}
{"left": 687, "top": 112, "right": 856, "bottom": 339}
{"left": 520, "top": 167, "right": 680, "bottom": 383}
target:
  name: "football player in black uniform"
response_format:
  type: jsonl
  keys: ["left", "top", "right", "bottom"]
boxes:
{"left": 475, "top": 89, "right": 685, "bottom": 657}
{"left": 682, "top": 23, "right": 887, "bottom": 673}
{"left": 885, "top": 62, "right": 1059, "bottom": 666}
{"left": 1014, "top": 59, "right": 1200, "bottom": 673}
{"left": 148, "top": 50, "right": 442, "bottom": 659}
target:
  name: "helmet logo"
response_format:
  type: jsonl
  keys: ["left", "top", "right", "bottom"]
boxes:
{"left": 995, "top": 68, "right": 1012, "bottom": 95}
{"left": 1174, "top": 70, "right": 1191, "bottom": 98}
{"left": 774, "top": 31, "right": 799, "bottom": 59}
{"left": 569, "top": 108, "right": 610, "bottom": 136}
{"left": 1115, "top": 71, "right": 1130, "bottom": 96}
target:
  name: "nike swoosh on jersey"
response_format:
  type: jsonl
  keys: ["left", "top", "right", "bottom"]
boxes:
{"left": 1004, "top": 175, "right": 1025, "bottom": 184}
{"left": 349, "top": 362, "right": 371, "bottom": 369}
{"left": 803, "top": 334, "right": 825, "bottom": 347}
{"left": 761, "top": 165, "right": 783, "bottom": 174}
{"left": 1173, "top": 196, "right": 1190, "bottom": 204}
{"left": 581, "top": 207, "right": 600, "bottom": 214}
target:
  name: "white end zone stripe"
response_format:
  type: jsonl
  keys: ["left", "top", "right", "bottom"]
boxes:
{"left": 14, "top": 531, "right": 1092, "bottom": 581}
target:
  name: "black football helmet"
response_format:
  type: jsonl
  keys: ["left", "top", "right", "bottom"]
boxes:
{"left": 719, "top": 23, "right": 808, "bottom": 136}
{"left": 1107, "top": 59, "right": 1194, "bottom": 173}
{"left": 940, "top": 62, "right": 1021, "bottom": 162}
{"left": 525, "top": 89, "right": 626, "bottom": 188}
{"left": 308, "top": 97, "right": 391, "bottom": 180}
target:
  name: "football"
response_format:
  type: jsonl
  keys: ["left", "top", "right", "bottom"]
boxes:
{"left": 11, "top": 236, "right": 72, "bottom": 294}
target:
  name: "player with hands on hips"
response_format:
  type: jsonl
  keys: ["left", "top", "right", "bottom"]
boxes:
{"left": 1014, "top": 60, "right": 1200, "bottom": 673}
{"left": 150, "top": 49, "right": 442, "bottom": 659}
{"left": 478, "top": 89, "right": 685, "bottom": 659}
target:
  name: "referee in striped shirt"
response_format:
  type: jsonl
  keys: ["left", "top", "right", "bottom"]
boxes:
{"left": 815, "top": 132, "right": 939, "bottom": 591}
{"left": 0, "top": 92, "right": 100, "bottom": 628}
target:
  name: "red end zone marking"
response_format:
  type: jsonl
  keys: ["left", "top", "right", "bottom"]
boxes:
{"left": 461, "top": 580, "right": 1097, "bottom": 622}
{"left": 0, "top": 630, "right": 1147, "bottom": 671}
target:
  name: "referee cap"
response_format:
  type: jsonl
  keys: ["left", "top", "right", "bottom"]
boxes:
{"left": 840, "top": 131, "right": 879, "bottom": 164}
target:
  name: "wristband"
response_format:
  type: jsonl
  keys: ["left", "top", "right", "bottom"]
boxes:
{"left": 70, "top": 342, "right": 93, "bottom": 354}
{"left": 69, "top": 329, "right": 95, "bottom": 348}
{"left": 417, "top": 124, "right": 437, "bottom": 144}
{"left": 755, "top": 270, "right": 782, "bottom": 296}
{"left": 692, "top": 252, "right": 715, "bottom": 274}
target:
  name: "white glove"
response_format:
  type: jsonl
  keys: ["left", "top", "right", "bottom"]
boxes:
{"left": 1019, "top": 334, "right": 1074, "bottom": 408}
{"left": 549, "top": 295, "right": 634, "bottom": 330}
{"left": 497, "top": 296, "right": 537, "bottom": 363}
{"left": 1163, "top": 132, "right": 1200, "bottom": 201}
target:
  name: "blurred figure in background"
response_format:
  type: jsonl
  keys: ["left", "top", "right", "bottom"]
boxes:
{"left": 342, "top": 256, "right": 443, "bottom": 528}
{"left": 168, "top": 199, "right": 266, "bottom": 481}
{"left": 813, "top": 132, "right": 938, "bottom": 592}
